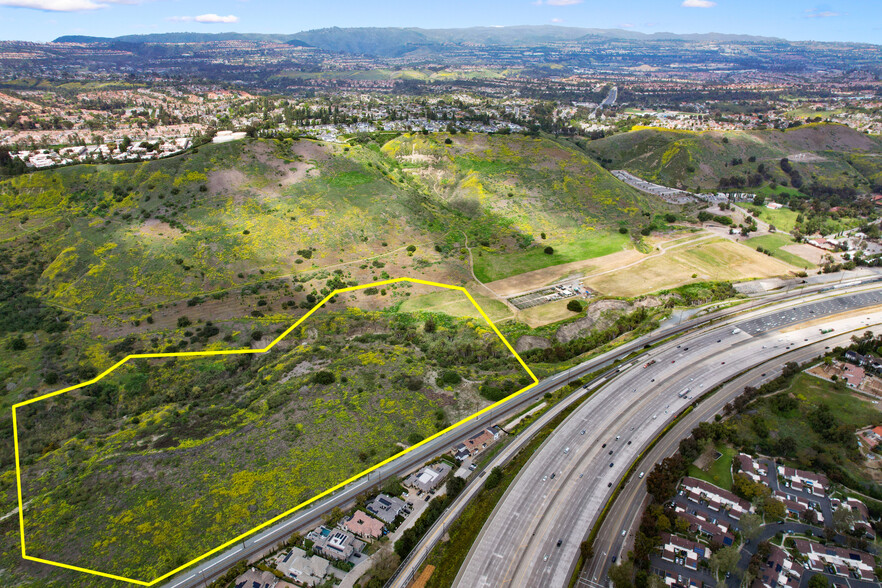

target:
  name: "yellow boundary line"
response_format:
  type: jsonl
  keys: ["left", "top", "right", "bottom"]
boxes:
{"left": 12, "top": 277, "right": 539, "bottom": 586}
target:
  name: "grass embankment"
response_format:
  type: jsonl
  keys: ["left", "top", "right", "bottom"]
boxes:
{"left": 421, "top": 392, "right": 593, "bottom": 588}
{"left": 398, "top": 288, "right": 511, "bottom": 322}
{"left": 687, "top": 445, "right": 738, "bottom": 491}
{"left": 732, "top": 372, "right": 880, "bottom": 492}
{"left": 586, "top": 124, "right": 880, "bottom": 195}
{"left": 472, "top": 231, "right": 630, "bottom": 283}
{"left": 742, "top": 204, "right": 800, "bottom": 233}
{"left": 744, "top": 233, "right": 815, "bottom": 268}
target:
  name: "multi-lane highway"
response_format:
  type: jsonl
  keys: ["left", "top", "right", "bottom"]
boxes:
{"left": 161, "top": 280, "right": 882, "bottom": 588}
{"left": 454, "top": 287, "right": 882, "bottom": 588}
{"left": 578, "top": 329, "right": 870, "bottom": 588}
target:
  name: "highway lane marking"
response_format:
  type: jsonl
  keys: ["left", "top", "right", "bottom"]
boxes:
{"left": 582, "top": 326, "right": 882, "bottom": 584}
{"left": 492, "top": 313, "right": 882, "bottom": 587}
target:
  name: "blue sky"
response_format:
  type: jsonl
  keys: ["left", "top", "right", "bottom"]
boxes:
{"left": 0, "top": 1, "right": 877, "bottom": 44}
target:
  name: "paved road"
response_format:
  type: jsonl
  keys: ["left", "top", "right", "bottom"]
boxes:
{"left": 578, "top": 330, "right": 866, "bottom": 588}
{"left": 455, "top": 289, "right": 882, "bottom": 588}
{"left": 160, "top": 279, "right": 882, "bottom": 588}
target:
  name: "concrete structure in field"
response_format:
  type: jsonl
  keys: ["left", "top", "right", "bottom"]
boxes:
{"left": 660, "top": 534, "right": 709, "bottom": 571}
{"left": 366, "top": 493, "right": 407, "bottom": 524}
{"left": 680, "top": 477, "right": 751, "bottom": 519}
{"left": 405, "top": 462, "right": 452, "bottom": 493}
{"left": 793, "top": 539, "right": 877, "bottom": 582}
{"left": 343, "top": 510, "right": 384, "bottom": 539}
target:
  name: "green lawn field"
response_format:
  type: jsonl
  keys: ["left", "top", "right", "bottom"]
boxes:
{"left": 744, "top": 233, "right": 816, "bottom": 268}
{"left": 472, "top": 231, "right": 630, "bottom": 283}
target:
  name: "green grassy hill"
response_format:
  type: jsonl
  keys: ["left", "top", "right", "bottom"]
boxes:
{"left": 0, "top": 133, "right": 667, "bottom": 586}
{"left": 587, "top": 123, "right": 882, "bottom": 196}
{"left": 379, "top": 132, "right": 664, "bottom": 280}
{"left": 0, "top": 134, "right": 660, "bottom": 314}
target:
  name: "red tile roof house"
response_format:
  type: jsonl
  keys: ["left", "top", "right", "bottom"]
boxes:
{"left": 845, "top": 498, "right": 876, "bottom": 540}
{"left": 681, "top": 477, "right": 752, "bottom": 519}
{"left": 839, "top": 362, "right": 866, "bottom": 387}
{"left": 736, "top": 454, "right": 762, "bottom": 483}
{"left": 659, "top": 569, "right": 705, "bottom": 588}
{"left": 793, "top": 539, "right": 877, "bottom": 582}
{"left": 463, "top": 427, "right": 501, "bottom": 455}
{"left": 862, "top": 425, "right": 882, "bottom": 449}
{"left": 343, "top": 510, "right": 384, "bottom": 540}
{"left": 776, "top": 466, "right": 828, "bottom": 496}
{"left": 673, "top": 508, "right": 735, "bottom": 547}
{"left": 773, "top": 491, "right": 807, "bottom": 518}
{"left": 751, "top": 545, "right": 804, "bottom": 588}
{"left": 660, "top": 533, "right": 709, "bottom": 571}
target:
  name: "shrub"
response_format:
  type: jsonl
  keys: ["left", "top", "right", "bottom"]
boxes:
{"left": 543, "top": 246, "right": 554, "bottom": 255}
{"left": 618, "top": 227, "right": 628, "bottom": 234}
{"left": 566, "top": 299, "right": 583, "bottom": 313}
{"left": 7, "top": 335, "right": 26, "bottom": 351}
{"left": 485, "top": 467, "right": 503, "bottom": 489}
{"left": 313, "top": 370, "right": 336, "bottom": 385}
{"left": 251, "top": 330, "right": 264, "bottom": 341}
{"left": 437, "top": 370, "right": 461, "bottom": 387}
{"left": 177, "top": 316, "right": 192, "bottom": 328}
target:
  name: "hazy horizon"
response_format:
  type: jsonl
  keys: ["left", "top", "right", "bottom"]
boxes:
{"left": 0, "top": 0, "right": 877, "bottom": 45}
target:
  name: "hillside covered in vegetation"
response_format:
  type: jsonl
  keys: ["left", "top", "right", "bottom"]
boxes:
{"left": 587, "top": 123, "right": 882, "bottom": 201}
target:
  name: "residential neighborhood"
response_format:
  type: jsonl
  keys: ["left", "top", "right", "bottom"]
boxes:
{"left": 648, "top": 453, "right": 879, "bottom": 588}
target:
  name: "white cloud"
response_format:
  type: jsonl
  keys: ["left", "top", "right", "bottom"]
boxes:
{"left": 167, "top": 13, "right": 240, "bottom": 24}
{"left": 0, "top": 0, "right": 135, "bottom": 11}
{"left": 551, "top": 17, "right": 564, "bottom": 23}
{"left": 681, "top": 0, "right": 716, "bottom": 7}
{"left": 805, "top": 8, "right": 841, "bottom": 18}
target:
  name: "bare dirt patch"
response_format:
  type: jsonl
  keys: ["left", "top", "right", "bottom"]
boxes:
{"left": 250, "top": 141, "right": 330, "bottom": 195}
{"left": 555, "top": 299, "right": 632, "bottom": 344}
{"left": 585, "top": 239, "right": 794, "bottom": 297}
{"left": 486, "top": 249, "right": 644, "bottom": 297}
{"left": 779, "top": 243, "right": 829, "bottom": 266}
{"left": 137, "top": 219, "right": 183, "bottom": 240}
{"left": 207, "top": 168, "right": 247, "bottom": 197}
{"left": 514, "top": 335, "right": 552, "bottom": 353}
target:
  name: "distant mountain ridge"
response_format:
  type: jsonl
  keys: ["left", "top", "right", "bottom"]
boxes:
{"left": 52, "top": 25, "right": 814, "bottom": 58}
